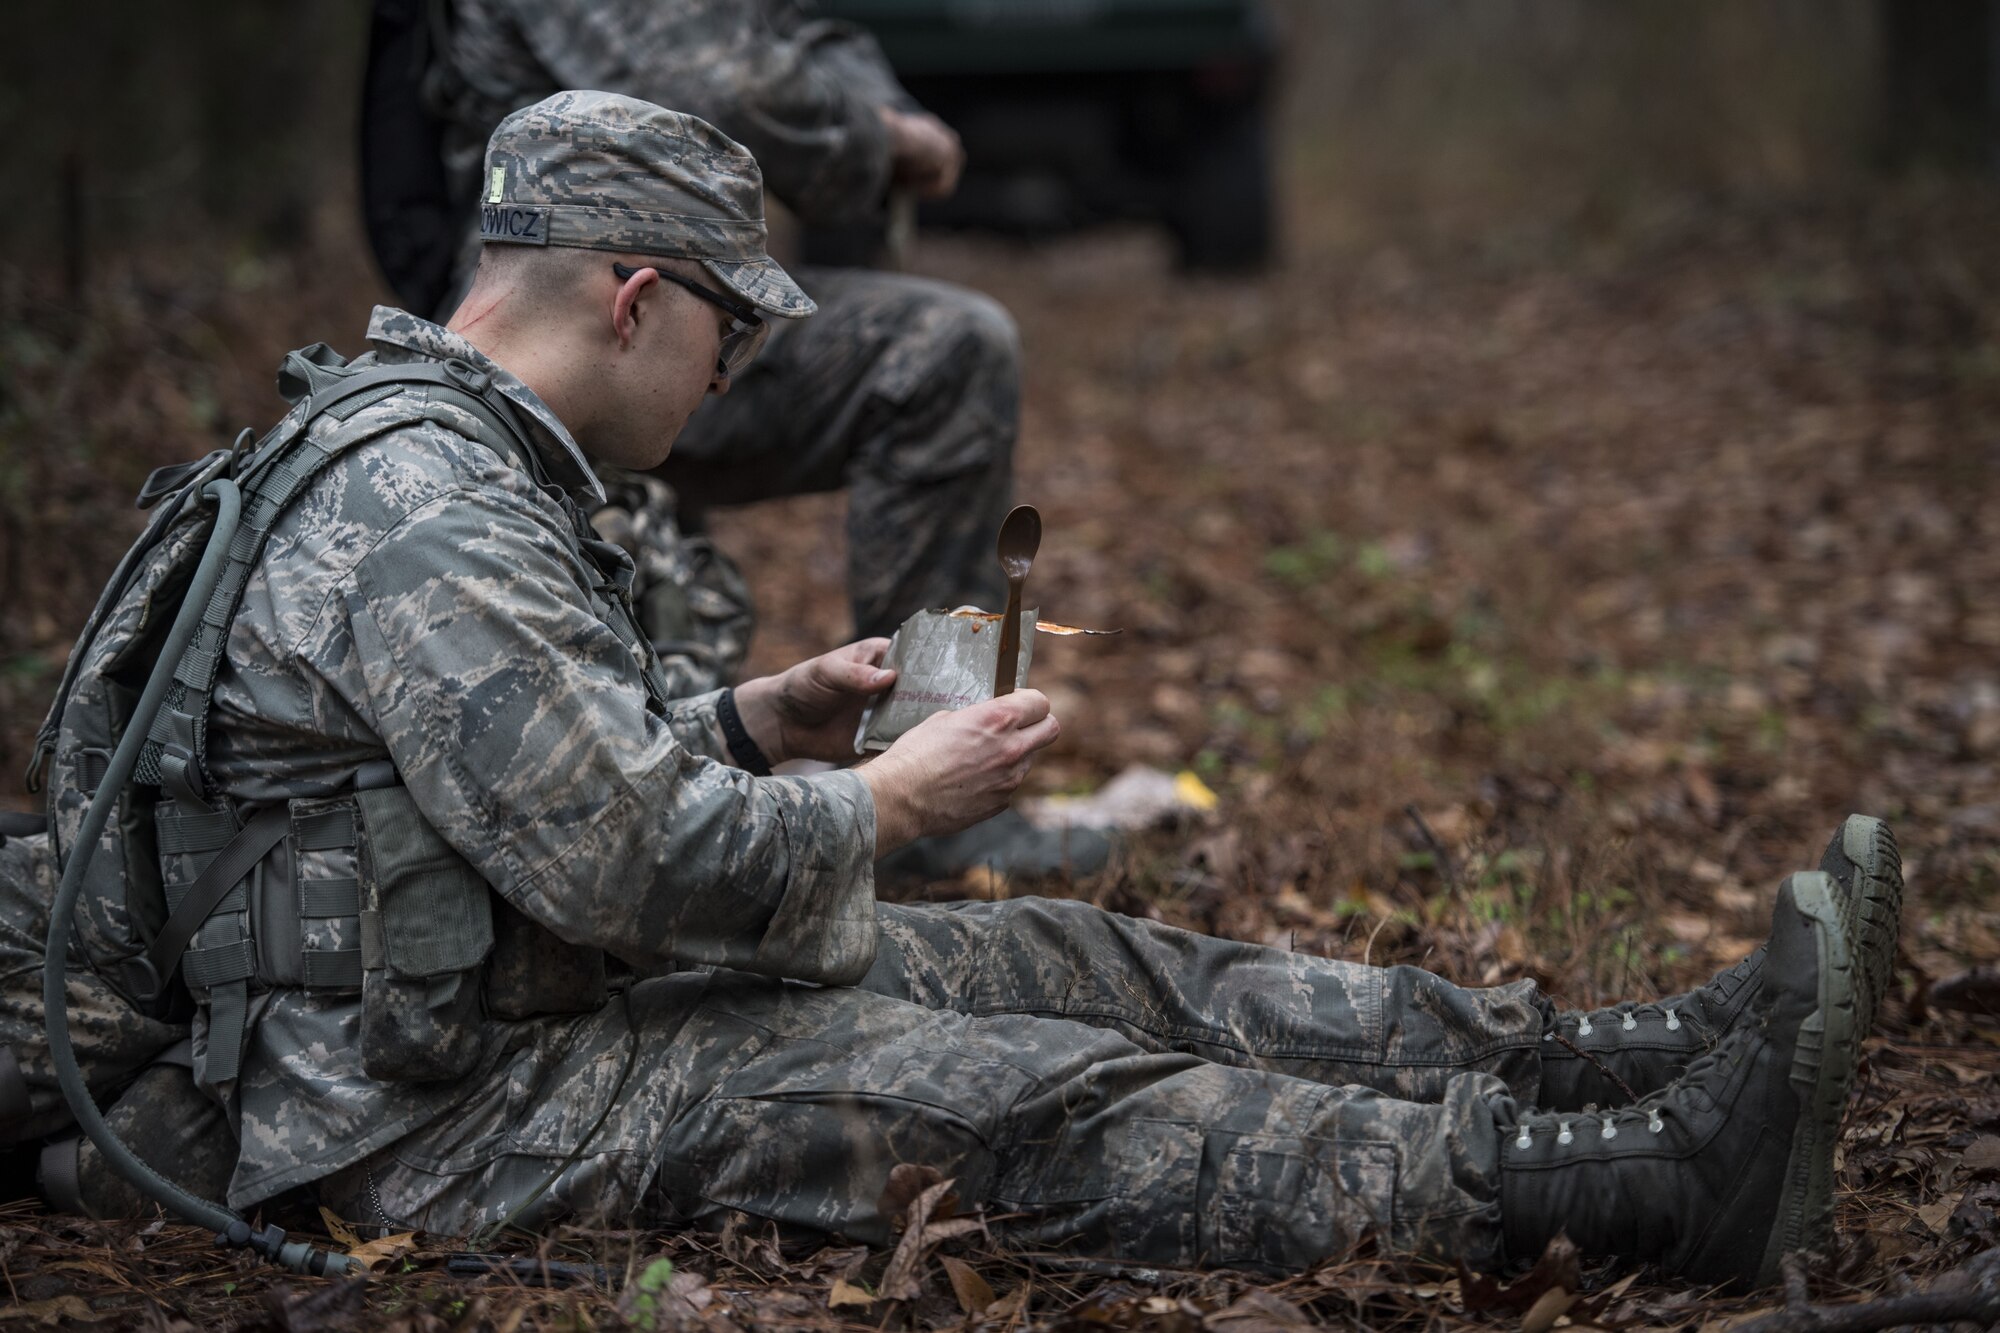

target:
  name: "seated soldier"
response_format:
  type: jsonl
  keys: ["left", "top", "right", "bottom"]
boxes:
{"left": 63, "top": 93, "right": 1901, "bottom": 1287}
{"left": 399, "top": 0, "right": 1109, "bottom": 879}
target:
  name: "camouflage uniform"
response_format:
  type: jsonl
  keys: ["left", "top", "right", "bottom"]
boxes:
{"left": 590, "top": 471, "right": 757, "bottom": 700}
{"left": 135, "top": 97, "right": 1546, "bottom": 1272}
{"left": 198, "top": 301, "right": 1544, "bottom": 1268}
{"left": 318, "top": 894, "right": 1543, "bottom": 1270}
{"left": 431, "top": 0, "right": 1017, "bottom": 639}
{"left": 0, "top": 832, "right": 184, "bottom": 1145}
{"left": 0, "top": 830, "right": 235, "bottom": 1218}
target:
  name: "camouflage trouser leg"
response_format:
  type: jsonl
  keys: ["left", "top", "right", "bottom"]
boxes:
{"left": 647, "top": 969, "right": 1516, "bottom": 1272}
{"left": 859, "top": 899, "right": 1556, "bottom": 1105}
{"left": 329, "top": 957, "right": 1518, "bottom": 1270}
{"left": 660, "top": 266, "right": 1017, "bottom": 640}
{"left": 0, "top": 830, "right": 187, "bottom": 1146}
{"left": 54, "top": 1060, "right": 237, "bottom": 1219}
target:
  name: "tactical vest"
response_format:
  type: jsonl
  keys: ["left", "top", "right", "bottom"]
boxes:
{"left": 32, "top": 343, "right": 663, "bottom": 1088}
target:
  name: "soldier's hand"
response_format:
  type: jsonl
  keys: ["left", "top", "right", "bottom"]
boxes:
{"left": 732, "top": 639, "right": 895, "bottom": 767}
{"left": 879, "top": 108, "right": 964, "bottom": 199}
{"left": 859, "top": 690, "right": 1060, "bottom": 855}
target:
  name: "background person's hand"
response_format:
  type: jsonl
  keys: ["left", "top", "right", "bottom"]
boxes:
{"left": 858, "top": 690, "right": 1060, "bottom": 855}
{"left": 732, "top": 639, "right": 894, "bottom": 766}
{"left": 880, "top": 107, "right": 965, "bottom": 199}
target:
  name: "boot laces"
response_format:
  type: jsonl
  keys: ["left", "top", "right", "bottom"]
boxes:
{"left": 1555, "top": 997, "right": 1699, "bottom": 1036}
{"left": 1510, "top": 1026, "right": 1749, "bottom": 1147}
{"left": 1553, "top": 947, "right": 1766, "bottom": 1038}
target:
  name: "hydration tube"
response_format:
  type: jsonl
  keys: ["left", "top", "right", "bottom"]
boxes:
{"left": 41, "top": 478, "right": 354, "bottom": 1277}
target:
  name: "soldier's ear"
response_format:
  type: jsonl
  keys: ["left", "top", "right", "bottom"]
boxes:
{"left": 611, "top": 265, "right": 657, "bottom": 349}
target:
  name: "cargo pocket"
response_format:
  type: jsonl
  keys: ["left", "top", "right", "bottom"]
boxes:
{"left": 1203, "top": 1131, "right": 1397, "bottom": 1271}
{"left": 355, "top": 786, "right": 492, "bottom": 1082}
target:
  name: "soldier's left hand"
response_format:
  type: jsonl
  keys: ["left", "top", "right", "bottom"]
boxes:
{"left": 732, "top": 639, "right": 896, "bottom": 766}
{"left": 880, "top": 108, "right": 965, "bottom": 199}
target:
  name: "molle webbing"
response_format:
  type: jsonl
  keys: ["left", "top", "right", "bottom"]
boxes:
{"left": 296, "top": 806, "right": 366, "bottom": 991}
{"left": 154, "top": 798, "right": 369, "bottom": 1084}
{"left": 149, "top": 806, "right": 291, "bottom": 995}
{"left": 123, "top": 355, "right": 540, "bottom": 1083}
{"left": 26, "top": 450, "right": 231, "bottom": 794}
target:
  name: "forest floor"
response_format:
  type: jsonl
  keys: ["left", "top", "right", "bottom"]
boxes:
{"left": 3, "top": 174, "right": 1999, "bottom": 1328}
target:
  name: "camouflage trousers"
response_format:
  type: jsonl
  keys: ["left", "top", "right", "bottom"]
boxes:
{"left": 0, "top": 829, "right": 236, "bottom": 1218}
{"left": 659, "top": 265, "right": 1018, "bottom": 641}
{"left": 324, "top": 898, "right": 1549, "bottom": 1272}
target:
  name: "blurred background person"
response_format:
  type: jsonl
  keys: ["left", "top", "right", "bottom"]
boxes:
{"left": 361, "top": 0, "right": 1123, "bottom": 877}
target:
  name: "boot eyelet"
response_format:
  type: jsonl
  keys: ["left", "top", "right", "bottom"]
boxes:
{"left": 1576, "top": 1016, "right": 1594, "bottom": 1037}
{"left": 1556, "top": 1121, "right": 1573, "bottom": 1145}
{"left": 1621, "top": 1013, "right": 1637, "bottom": 1031}
{"left": 1665, "top": 1008, "right": 1681, "bottom": 1031}
{"left": 1600, "top": 1116, "right": 1617, "bottom": 1140}
{"left": 1515, "top": 1126, "right": 1532, "bottom": 1149}
{"left": 1647, "top": 1109, "right": 1665, "bottom": 1134}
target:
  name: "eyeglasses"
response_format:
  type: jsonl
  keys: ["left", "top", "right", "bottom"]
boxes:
{"left": 612, "top": 262, "right": 769, "bottom": 379}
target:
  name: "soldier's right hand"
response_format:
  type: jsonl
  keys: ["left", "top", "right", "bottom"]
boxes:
{"left": 859, "top": 690, "right": 1059, "bottom": 855}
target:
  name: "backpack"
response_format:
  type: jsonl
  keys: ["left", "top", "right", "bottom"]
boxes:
{"left": 34, "top": 346, "right": 545, "bottom": 998}
{"left": 12, "top": 347, "right": 561, "bottom": 1145}
{"left": 12, "top": 342, "right": 754, "bottom": 1165}
{"left": 11, "top": 345, "right": 690, "bottom": 1269}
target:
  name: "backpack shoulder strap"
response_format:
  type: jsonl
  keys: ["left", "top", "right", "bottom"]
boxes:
{"left": 136, "top": 358, "right": 542, "bottom": 806}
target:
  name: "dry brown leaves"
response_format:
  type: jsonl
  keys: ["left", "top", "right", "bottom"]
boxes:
{"left": 6, "top": 96, "right": 2000, "bottom": 1333}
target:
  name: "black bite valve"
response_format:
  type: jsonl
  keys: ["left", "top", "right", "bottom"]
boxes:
{"left": 216, "top": 1221, "right": 359, "bottom": 1276}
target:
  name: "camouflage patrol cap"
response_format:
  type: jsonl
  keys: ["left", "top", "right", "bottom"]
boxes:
{"left": 481, "top": 90, "right": 814, "bottom": 320}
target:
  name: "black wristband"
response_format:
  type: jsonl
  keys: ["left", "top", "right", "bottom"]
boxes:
{"left": 717, "top": 687, "right": 773, "bottom": 776}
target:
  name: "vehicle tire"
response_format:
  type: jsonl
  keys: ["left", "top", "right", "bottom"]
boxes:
{"left": 1168, "top": 101, "right": 1275, "bottom": 271}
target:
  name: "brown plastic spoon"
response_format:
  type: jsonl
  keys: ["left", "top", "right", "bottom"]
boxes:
{"left": 992, "top": 504, "right": 1042, "bottom": 697}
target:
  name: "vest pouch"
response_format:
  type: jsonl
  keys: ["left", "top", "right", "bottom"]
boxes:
{"left": 354, "top": 786, "right": 492, "bottom": 1082}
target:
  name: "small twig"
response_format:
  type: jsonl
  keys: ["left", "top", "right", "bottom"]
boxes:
{"left": 1732, "top": 1249, "right": 2000, "bottom": 1333}
{"left": 1017, "top": 1254, "right": 1200, "bottom": 1285}
{"left": 1403, "top": 804, "right": 1460, "bottom": 894}
{"left": 1781, "top": 1251, "right": 1811, "bottom": 1309}
{"left": 1362, "top": 912, "right": 1393, "bottom": 969}
{"left": 1546, "top": 1027, "right": 1641, "bottom": 1105}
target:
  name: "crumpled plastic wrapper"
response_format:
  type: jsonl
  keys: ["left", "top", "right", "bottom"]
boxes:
{"left": 856, "top": 607, "right": 1037, "bottom": 752}
{"left": 1019, "top": 765, "right": 1219, "bottom": 831}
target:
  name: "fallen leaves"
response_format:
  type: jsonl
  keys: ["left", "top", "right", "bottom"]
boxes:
{"left": 827, "top": 1277, "right": 876, "bottom": 1310}
{"left": 1927, "top": 966, "right": 2000, "bottom": 1016}
{"left": 315, "top": 1207, "right": 359, "bottom": 1251}
{"left": 10, "top": 1294, "right": 95, "bottom": 1325}
{"left": 344, "top": 1230, "right": 418, "bottom": 1272}
{"left": 1458, "top": 1234, "right": 1580, "bottom": 1318}
{"left": 6, "top": 104, "right": 2000, "bottom": 1333}
{"left": 940, "top": 1254, "right": 995, "bottom": 1314}
{"left": 876, "top": 1165, "right": 990, "bottom": 1303}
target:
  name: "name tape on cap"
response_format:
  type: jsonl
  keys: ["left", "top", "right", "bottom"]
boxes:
{"left": 480, "top": 204, "right": 551, "bottom": 245}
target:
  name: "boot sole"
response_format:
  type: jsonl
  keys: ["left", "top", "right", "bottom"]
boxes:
{"left": 1816, "top": 815, "right": 1902, "bottom": 1038}
{"left": 1756, "top": 870, "right": 1862, "bottom": 1286}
